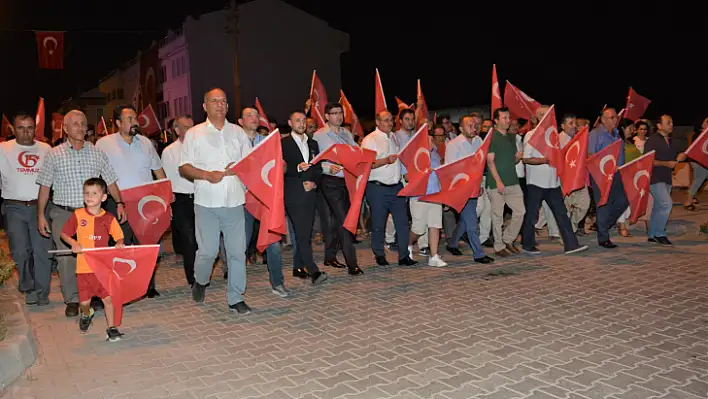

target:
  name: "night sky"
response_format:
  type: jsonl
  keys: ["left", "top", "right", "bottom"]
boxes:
{"left": 1, "top": 0, "right": 705, "bottom": 127}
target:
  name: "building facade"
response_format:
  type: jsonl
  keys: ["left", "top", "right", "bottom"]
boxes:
{"left": 89, "top": 0, "right": 348, "bottom": 128}
{"left": 59, "top": 88, "right": 107, "bottom": 127}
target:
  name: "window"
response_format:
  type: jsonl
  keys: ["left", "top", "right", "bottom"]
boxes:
{"left": 180, "top": 57, "right": 186, "bottom": 75}
{"left": 171, "top": 60, "right": 176, "bottom": 78}
{"left": 183, "top": 96, "right": 189, "bottom": 113}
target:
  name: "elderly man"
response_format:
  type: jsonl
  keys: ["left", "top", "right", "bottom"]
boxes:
{"left": 0, "top": 113, "right": 53, "bottom": 305}
{"left": 36, "top": 110, "right": 125, "bottom": 317}
{"left": 179, "top": 88, "right": 252, "bottom": 314}
{"left": 96, "top": 104, "right": 166, "bottom": 298}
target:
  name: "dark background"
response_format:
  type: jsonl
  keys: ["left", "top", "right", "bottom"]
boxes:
{"left": 0, "top": 0, "right": 704, "bottom": 127}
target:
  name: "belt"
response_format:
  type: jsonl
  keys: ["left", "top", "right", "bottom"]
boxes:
{"left": 322, "top": 175, "right": 344, "bottom": 181}
{"left": 52, "top": 203, "right": 79, "bottom": 212}
{"left": 174, "top": 193, "right": 194, "bottom": 199}
{"left": 4, "top": 199, "right": 38, "bottom": 206}
{"left": 368, "top": 181, "right": 401, "bottom": 188}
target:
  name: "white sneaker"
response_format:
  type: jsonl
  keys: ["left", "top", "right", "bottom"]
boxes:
{"left": 428, "top": 255, "right": 448, "bottom": 267}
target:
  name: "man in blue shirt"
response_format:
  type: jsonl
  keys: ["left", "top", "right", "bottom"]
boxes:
{"left": 587, "top": 108, "right": 629, "bottom": 248}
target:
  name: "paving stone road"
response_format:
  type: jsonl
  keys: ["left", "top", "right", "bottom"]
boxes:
{"left": 2, "top": 193, "right": 707, "bottom": 399}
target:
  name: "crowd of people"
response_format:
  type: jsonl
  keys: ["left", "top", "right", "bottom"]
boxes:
{"left": 0, "top": 86, "right": 706, "bottom": 342}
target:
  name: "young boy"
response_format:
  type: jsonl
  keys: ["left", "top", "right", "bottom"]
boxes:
{"left": 61, "top": 178, "right": 125, "bottom": 342}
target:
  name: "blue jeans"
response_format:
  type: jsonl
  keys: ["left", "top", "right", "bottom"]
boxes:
{"left": 450, "top": 198, "right": 486, "bottom": 259}
{"left": 690, "top": 162, "right": 708, "bottom": 197}
{"left": 366, "top": 182, "right": 410, "bottom": 259}
{"left": 649, "top": 182, "right": 673, "bottom": 238}
{"left": 287, "top": 215, "right": 299, "bottom": 267}
{"left": 244, "top": 210, "right": 285, "bottom": 288}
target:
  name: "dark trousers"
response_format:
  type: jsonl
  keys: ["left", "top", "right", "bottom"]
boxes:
{"left": 317, "top": 186, "right": 339, "bottom": 262}
{"left": 104, "top": 197, "right": 157, "bottom": 291}
{"left": 590, "top": 174, "right": 629, "bottom": 243}
{"left": 286, "top": 194, "right": 321, "bottom": 275}
{"left": 366, "top": 182, "right": 410, "bottom": 259}
{"left": 522, "top": 184, "right": 580, "bottom": 251}
{"left": 320, "top": 176, "right": 358, "bottom": 269}
{"left": 171, "top": 193, "right": 197, "bottom": 285}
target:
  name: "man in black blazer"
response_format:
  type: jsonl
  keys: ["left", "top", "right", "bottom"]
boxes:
{"left": 282, "top": 111, "right": 328, "bottom": 284}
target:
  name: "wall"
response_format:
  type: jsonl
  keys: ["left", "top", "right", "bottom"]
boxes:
{"left": 159, "top": 31, "right": 191, "bottom": 127}
{"left": 237, "top": 0, "right": 349, "bottom": 124}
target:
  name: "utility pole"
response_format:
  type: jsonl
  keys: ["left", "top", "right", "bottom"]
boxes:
{"left": 227, "top": 0, "right": 241, "bottom": 116}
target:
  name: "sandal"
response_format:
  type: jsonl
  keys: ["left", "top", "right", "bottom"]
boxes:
{"left": 617, "top": 224, "right": 631, "bottom": 237}
{"left": 684, "top": 204, "right": 697, "bottom": 211}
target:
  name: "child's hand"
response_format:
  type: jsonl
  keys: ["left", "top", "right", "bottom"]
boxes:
{"left": 71, "top": 243, "right": 83, "bottom": 254}
{"left": 115, "top": 240, "right": 125, "bottom": 249}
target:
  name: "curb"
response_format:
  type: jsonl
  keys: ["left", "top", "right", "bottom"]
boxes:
{"left": 0, "top": 298, "right": 36, "bottom": 391}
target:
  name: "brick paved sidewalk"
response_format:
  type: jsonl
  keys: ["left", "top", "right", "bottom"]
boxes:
{"left": 2, "top": 195, "right": 707, "bottom": 399}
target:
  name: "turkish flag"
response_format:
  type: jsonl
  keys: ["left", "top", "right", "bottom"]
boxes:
{"left": 340, "top": 90, "right": 364, "bottom": 138}
{"left": 120, "top": 179, "right": 173, "bottom": 245}
{"left": 491, "top": 64, "right": 503, "bottom": 115}
{"left": 35, "top": 97, "right": 45, "bottom": 139}
{"left": 51, "top": 113, "right": 63, "bottom": 142}
{"left": 374, "top": 68, "right": 387, "bottom": 114}
{"left": 397, "top": 125, "right": 432, "bottom": 197}
{"left": 415, "top": 79, "right": 430, "bottom": 129}
{"left": 35, "top": 31, "right": 64, "bottom": 69}
{"left": 685, "top": 127, "right": 708, "bottom": 168}
{"left": 395, "top": 97, "right": 411, "bottom": 111}
{"left": 342, "top": 149, "right": 376, "bottom": 234}
{"left": 504, "top": 80, "right": 541, "bottom": 120}
{"left": 560, "top": 126, "right": 589, "bottom": 196}
{"left": 229, "top": 130, "right": 286, "bottom": 251}
{"left": 137, "top": 104, "right": 161, "bottom": 135}
{"left": 2, "top": 114, "right": 13, "bottom": 138}
{"left": 309, "top": 143, "right": 341, "bottom": 165}
{"left": 83, "top": 245, "right": 159, "bottom": 326}
{"left": 309, "top": 70, "right": 328, "bottom": 128}
{"left": 624, "top": 87, "right": 651, "bottom": 122}
{"left": 618, "top": 150, "right": 655, "bottom": 224}
{"left": 586, "top": 139, "right": 622, "bottom": 207}
{"left": 96, "top": 116, "right": 109, "bottom": 137}
{"left": 255, "top": 97, "right": 271, "bottom": 129}
{"left": 419, "top": 133, "right": 492, "bottom": 212}
{"left": 527, "top": 105, "right": 562, "bottom": 169}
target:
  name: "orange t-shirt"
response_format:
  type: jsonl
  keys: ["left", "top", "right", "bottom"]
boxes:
{"left": 62, "top": 208, "right": 124, "bottom": 274}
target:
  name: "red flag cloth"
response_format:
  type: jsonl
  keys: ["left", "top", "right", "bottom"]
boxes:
{"left": 342, "top": 149, "right": 376, "bottom": 234}
{"left": 684, "top": 127, "right": 708, "bottom": 168}
{"left": 120, "top": 179, "right": 173, "bottom": 245}
{"left": 340, "top": 90, "right": 364, "bottom": 138}
{"left": 560, "top": 126, "right": 589, "bottom": 196}
{"left": 586, "top": 139, "right": 622, "bottom": 206}
{"left": 35, "top": 97, "right": 45, "bottom": 139}
{"left": 624, "top": 87, "right": 651, "bottom": 122}
{"left": 395, "top": 97, "right": 410, "bottom": 111}
{"left": 244, "top": 192, "right": 284, "bottom": 252}
{"left": 83, "top": 245, "right": 159, "bottom": 326}
{"left": 309, "top": 70, "right": 328, "bottom": 128}
{"left": 254, "top": 97, "right": 271, "bottom": 129}
{"left": 397, "top": 125, "right": 432, "bottom": 197}
{"left": 527, "top": 105, "right": 562, "bottom": 169}
{"left": 618, "top": 150, "right": 655, "bottom": 224}
{"left": 229, "top": 130, "right": 286, "bottom": 251}
{"left": 503, "top": 80, "right": 541, "bottom": 120}
{"left": 139, "top": 44, "right": 159, "bottom": 111}
{"left": 374, "top": 69, "right": 388, "bottom": 114}
{"left": 35, "top": 31, "right": 64, "bottom": 69}
{"left": 415, "top": 79, "right": 430, "bottom": 129}
{"left": 309, "top": 143, "right": 341, "bottom": 165}
{"left": 96, "top": 116, "right": 108, "bottom": 137}
{"left": 51, "top": 113, "right": 63, "bottom": 142}
{"left": 137, "top": 104, "right": 161, "bottom": 135}
{"left": 419, "top": 133, "right": 492, "bottom": 212}
{"left": 2, "top": 114, "right": 14, "bottom": 138}
{"left": 491, "top": 64, "right": 503, "bottom": 115}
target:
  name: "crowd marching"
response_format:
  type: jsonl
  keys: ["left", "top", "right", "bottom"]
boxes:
{"left": 1, "top": 71, "right": 707, "bottom": 343}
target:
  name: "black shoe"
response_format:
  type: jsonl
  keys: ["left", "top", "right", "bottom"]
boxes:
{"left": 648, "top": 237, "right": 657, "bottom": 243}
{"left": 599, "top": 241, "right": 617, "bottom": 248}
{"left": 90, "top": 297, "right": 104, "bottom": 311}
{"left": 474, "top": 256, "right": 494, "bottom": 264}
{"left": 324, "top": 259, "right": 346, "bottom": 268}
{"left": 65, "top": 303, "right": 79, "bottom": 317}
{"left": 293, "top": 268, "right": 310, "bottom": 279}
{"left": 348, "top": 267, "right": 364, "bottom": 275}
{"left": 223, "top": 270, "right": 228, "bottom": 279}
{"left": 398, "top": 256, "right": 418, "bottom": 266}
{"left": 311, "top": 271, "right": 328, "bottom": 284}
{"left": 106, "top": 327, "right": 124, "bottom": 342}
{"left": 446, "top": 246, "right": 463, "bottom": 256}
{"left": 655, "top": 236, "right": 673, "bottom": 246}
{"left": 146, "top": 288, "right": 160, "bottom": 298}
{"left": 79, "top": 309, "right": 95, "bottom": 334}
{"left": 522, "top": 247, "right": 541, "bottom": 255}
{"left": 229, "top": 301, "right": 252, "bottom": 314}
{"left": 192, "top": 283, "right": 206, "bottom": 303}
{"left": 482, "top": 238, "right": 494, "bottom": 248}
{"left": 375, "top": 256, "right": 389, "bottom": 266}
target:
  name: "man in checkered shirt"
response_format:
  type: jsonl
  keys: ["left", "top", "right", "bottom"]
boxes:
{"left": 36, "top": 110, "right": 127, "bottom": 318}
